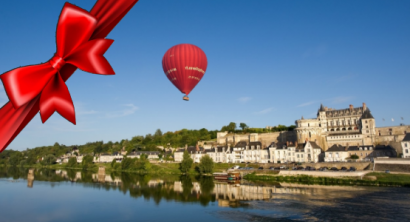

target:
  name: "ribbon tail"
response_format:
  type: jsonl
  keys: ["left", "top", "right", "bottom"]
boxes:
{"left": 39, "top": 74, "right": 76, "bottom": 124}
{"left": 66, "top": 39, "right": 115, "bottom": 75}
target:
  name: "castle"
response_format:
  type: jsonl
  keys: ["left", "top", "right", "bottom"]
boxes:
{"left": 215, "top": 103, "right": 409, "bottom": 154}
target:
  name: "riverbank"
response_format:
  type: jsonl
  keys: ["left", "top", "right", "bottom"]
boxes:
{"left": 243, "top": 172, "right": 410, "bottom": 187}
{"left": 0, "top": 162, "right": 256, "bottom": 175}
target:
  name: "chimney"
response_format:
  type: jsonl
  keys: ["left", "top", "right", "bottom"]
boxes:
{"left": 305, "top": 138, "right": 308, "bottom": 142}
{"left": 295, "top": 141, "right": 298, "bottom": 147}
{"left": 286, "top": 141, "right": 289, "bottom": 146}
{"left": 349, "top": 104, "right": 353, "bottom": 111}
{"left": 345, "top": 143, "right": 349, "bottom": 151}
{"left": 363, "top": 102, "right": 367, "bottom": 111}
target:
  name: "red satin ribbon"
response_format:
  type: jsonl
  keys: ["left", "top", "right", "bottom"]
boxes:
{"left": 1, "top": 3, "right": 114, "bottom": 125}
{"left": 0, "top": 0, "right": 139, "bottom": 152}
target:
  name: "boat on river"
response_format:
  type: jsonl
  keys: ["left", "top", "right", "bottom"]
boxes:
{"left": 213, "top": 172, "right": 241, "bottom": 181}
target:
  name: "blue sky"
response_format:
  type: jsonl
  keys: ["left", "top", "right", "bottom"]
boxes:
{"left": 0, "top": 0, "right": 409, "bottom": 151}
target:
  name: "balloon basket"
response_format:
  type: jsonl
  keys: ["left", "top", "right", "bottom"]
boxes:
{"left": 183, "top": 96, "right": 189, "bottom": 101}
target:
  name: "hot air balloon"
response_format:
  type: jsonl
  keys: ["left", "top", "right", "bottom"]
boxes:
{"left": 162, "top": 44, "right": 207, "bottom": 101}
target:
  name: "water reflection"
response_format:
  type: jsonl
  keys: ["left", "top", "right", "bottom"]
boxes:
{"left": 27, "top": 168, "right": 34, "bottom": 188}
{"left": 1, "top": 167, "right": 410, "bottom": 221}
{"left": 0, "top": 167, "right": 387, "bottom": 206}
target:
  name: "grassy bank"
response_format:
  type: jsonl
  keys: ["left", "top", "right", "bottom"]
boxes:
{"left": 244, "top": 172, "right": 410, "bottom": 187}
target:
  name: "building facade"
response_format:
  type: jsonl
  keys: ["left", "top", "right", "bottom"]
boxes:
{"left": 402, "top": 133, "right": 410, "bottom": 158}
{"left": 324, "top": 144, "right": 396, "bottom": 162}
{"left": 268, "top": 141, "right": 322, "bottom": 163}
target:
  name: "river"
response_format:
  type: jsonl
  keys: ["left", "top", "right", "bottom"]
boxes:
{"left": 0, "top": 167, "right": 409, "bottom": 221}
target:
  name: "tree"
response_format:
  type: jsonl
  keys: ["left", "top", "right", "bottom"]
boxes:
{"left": 82, "top": 155, "right": 94, "bottom": 170}
{"left": 180, "top": 150, "right": 193, "bottom": 174}
{"left": 154, "top": 129, "right": 163, "bottom": 137}
{"left": 8, "top": 153, "right": 23, "bottom": 166}
{"left": 41, "top": 154, "right": 57, "bottom": 165}
{"left": 143, "top": 161, "right": 152, "bottom": 171}
{"left": 111, "top": 158, "right": 117, "bottom": 168}
{"left": 239, "top": 123, "right": 248, "bottom": 131}
{"left": 198, "top": 155, "right": 214, "bottom": 174}
{"left": 227, "top": 122, "right": 237, "bottom": 131}
{"left": 94, "top": 144, "right": 103, "bottom": 155}
{"left": 121, "top": 157, "right": 134, "bottom": 170}
{"left": 66, "top": 157, "right": 77, "bottom": 168}
{"left": 350, "top": 154, "right": 359, "bottom": 159}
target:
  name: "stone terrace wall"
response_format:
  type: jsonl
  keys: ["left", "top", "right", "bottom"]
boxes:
{"left": 257, "top": 162, "right": 370, "bottom": 170}
{"left": 374, "top": 164, "right": 410, "bottom": 172}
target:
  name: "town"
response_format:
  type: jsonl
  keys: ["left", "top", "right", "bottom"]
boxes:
{"left": 52, "top": 103, "right": 410, "bottom": 171}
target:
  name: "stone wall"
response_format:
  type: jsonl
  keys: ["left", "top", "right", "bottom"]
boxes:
{"left": 217, "top": 131, "right": 297, "bottom": 147}
{"left": 257, "top": 162, "right": 371, "bottom": 170}
{"left": 374, "top": 164, "right": 410, "bottom": 172}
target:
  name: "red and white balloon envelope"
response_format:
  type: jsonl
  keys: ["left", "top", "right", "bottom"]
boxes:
{"left": 162, "top": 44, "right": 207, "bottom": 101}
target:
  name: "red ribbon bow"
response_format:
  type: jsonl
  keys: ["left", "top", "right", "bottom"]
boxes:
{"left": 0, "top": 3, "right": 114, "bottom": 125}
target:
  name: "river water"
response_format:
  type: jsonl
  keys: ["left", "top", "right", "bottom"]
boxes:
{"left": 1, "top": 167, "right": 410, "bottom": 222}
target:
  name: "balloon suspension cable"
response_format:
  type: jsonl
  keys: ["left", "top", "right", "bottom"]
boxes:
{"left": 183, "top": 95, "right": 189, "bottom": 101}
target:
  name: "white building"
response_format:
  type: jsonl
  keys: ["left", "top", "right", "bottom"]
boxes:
{"left": 268, "top": 141, "right": 322, "bottom": 163}
{"left": 402, "top": 133, "right": 410, "bottom": 158}
{"left": 324, "top": 144, "right": 396, "bottom": 162}
{"left": 324, "top": 144, "right": 350, "bottom": 162}
{"left": 128, "top": 151, "right": 160, "bottom": 160}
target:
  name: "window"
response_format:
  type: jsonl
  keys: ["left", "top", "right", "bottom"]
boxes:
{"left": 406, "top": 149, "right": 409, "bottom": 154}
{"left": 360, "top": 153, "right": 363, "bottom": 156}
{"left": 297, "top": 154, "right": 300, "bottom": 158}
{"left": 365, "top": 120, "right": 368, "bottom": 123}
{"left": 348, "top": 120, "right": 351, "bottom": 125}
{"left": 405, "top": 143, "right": 408, "bottom": 148}
{"left": 366, "top": 130, "right": 369, "bottom": 133}
{"left": 366, "top": 125, "right": 368, "bottom": 129}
